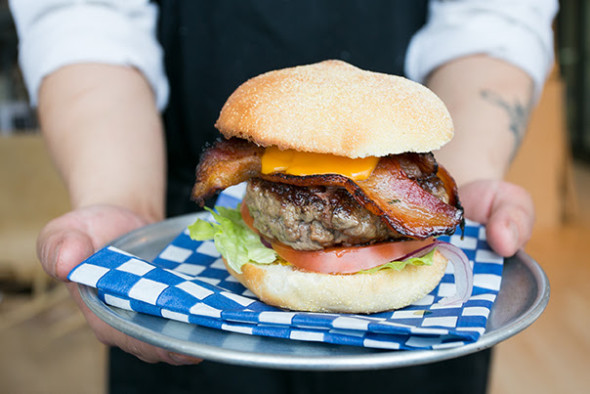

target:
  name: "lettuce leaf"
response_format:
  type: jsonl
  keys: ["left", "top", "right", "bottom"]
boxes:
{"left": 187, "top": 205, "right": 277, "bottom": 274}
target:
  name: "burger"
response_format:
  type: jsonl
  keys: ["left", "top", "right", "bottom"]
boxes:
{"left": 188, "top": 60, "right": 469, "bottom": 314}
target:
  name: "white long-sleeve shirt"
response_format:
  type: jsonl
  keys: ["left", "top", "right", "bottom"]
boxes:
{"left": 9, "top": 0, "right": 558, "bottom": 110}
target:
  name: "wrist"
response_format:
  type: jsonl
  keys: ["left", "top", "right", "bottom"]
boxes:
{"left": 427, "top": 55, "right": 534, "bottom": 184}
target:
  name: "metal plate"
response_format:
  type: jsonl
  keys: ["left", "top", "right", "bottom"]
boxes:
{"left": 78, "top": 213, "right": 550, "bottom": 370}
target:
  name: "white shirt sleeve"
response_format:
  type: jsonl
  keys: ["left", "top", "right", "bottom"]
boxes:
{"left": 405, "top": 0, "right": 559, "bottom": 98}
{"left": 9, "top": 0, "right": 168, "bottom": 110}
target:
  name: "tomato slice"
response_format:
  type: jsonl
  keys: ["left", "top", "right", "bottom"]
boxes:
{"left": 240, "top": 203, "right": 433, "bottom": 274}
{"left": 270, "top": 238, "right": 433, "bottom": 274}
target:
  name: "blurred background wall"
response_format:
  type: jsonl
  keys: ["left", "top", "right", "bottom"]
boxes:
{"left": 0, "top": 1, "right": 588, "bottom": 393}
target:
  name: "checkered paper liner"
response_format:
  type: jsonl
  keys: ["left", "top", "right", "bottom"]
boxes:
{"left": 69, "top": 184, "right": 504, "bottom": 350}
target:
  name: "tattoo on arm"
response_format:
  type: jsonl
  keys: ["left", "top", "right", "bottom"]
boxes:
{"left": 480, "top": 86, "right": 534, "bottom": 160}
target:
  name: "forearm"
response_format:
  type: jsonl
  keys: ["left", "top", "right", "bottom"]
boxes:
{"left": 428, "top": 55, "right": 534, "bottom": 185}
{"left": 38, "top": 64, "right": 166, "bottom": 222}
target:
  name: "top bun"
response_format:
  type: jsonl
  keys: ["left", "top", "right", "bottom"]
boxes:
{"left": 215, "top": 60, "right": 453, "bottom": 158}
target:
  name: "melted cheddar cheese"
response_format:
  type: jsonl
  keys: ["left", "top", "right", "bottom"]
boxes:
{"left": 261, "top": 146, "right": 379, "bottom": 181}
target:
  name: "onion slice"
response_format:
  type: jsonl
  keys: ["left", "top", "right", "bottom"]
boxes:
{"left": 434, "top": 241, "right": 473, "bottom": 306}
{"left": 401, "top": 239, "right": 473, "bottom": 306}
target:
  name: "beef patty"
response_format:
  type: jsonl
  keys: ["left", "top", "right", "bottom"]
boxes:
{"left": 243, "top": 178, "right": 406, "bottom": 251}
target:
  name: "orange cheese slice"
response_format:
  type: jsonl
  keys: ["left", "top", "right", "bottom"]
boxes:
{"left": 261, "top": 146, "right": 379, "bottom": 181}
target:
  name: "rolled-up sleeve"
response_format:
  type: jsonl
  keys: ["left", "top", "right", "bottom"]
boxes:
{"left": 9, "top": 0, "right": 168, "bottom": 109}
{"left": 405, "top": 0, "right": 559, "bottom": 97}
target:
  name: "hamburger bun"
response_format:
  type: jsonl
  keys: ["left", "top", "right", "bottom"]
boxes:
{"left": 223, "top": 250, "right": 448, "bottom": 314}
{"left": 215, "top": 59, "right": 453, "bottom": 158}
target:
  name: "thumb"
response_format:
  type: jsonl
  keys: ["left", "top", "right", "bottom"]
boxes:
{"left": 459, "top": 180, "right": 535, "bottom": 257}
{"left": 37, "top": 225, "right": 96, "bottom": 281}
{"left": 36, "top": 205, "right": 149, "bottom": 281}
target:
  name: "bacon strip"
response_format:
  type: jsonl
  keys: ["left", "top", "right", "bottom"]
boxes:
{"left": 192, "top": 138, "right": 463, "bottom": 238}
{"left": 192, "top": 138, "right": 263, "bottom": 205}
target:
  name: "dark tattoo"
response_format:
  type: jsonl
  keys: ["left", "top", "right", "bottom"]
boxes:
{"left": 480, "top": 86, "right": 534, "bottom": 160}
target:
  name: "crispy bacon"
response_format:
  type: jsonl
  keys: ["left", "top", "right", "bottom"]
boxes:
{"left": 192, "top": 138, "right": 463, "bottom": 239}
{"left": 192, "top": 138, "right": 264, "bottom": 204}
{"left": 396, "top": 152, "right": 438, "bottom": 180}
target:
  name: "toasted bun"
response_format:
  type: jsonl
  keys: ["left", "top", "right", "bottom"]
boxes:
{"left": 215, "top": 60, "right": 453, "bottom": 158}
{"left": 223, "top": 250, "right": 448, "bottom": 314}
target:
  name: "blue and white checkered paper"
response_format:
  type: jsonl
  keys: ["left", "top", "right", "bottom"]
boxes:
{"left": 69, "top": 184, "right": 504, "bottom": 350}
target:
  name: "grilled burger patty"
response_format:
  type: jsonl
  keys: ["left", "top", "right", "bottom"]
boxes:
{"left": 243, "top": 178, "right": 402, "bottom": 251}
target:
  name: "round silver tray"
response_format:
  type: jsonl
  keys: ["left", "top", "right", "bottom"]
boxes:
{"left": 78, "top": 213, "right": 550, "bottom": 370}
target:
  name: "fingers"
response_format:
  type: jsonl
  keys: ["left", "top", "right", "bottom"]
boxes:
{"left": 459, "top": 180, "right": 535, "bottom": 257}
{"left": 112, "top": 326, "right": 202, "bottom": 365}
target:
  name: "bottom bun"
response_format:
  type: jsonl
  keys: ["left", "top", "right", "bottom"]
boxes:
{"left": 223, "top": 250, "right": 448, "bottom": 314}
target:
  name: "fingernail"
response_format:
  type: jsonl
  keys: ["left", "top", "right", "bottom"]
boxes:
{"left": 168, "top": 352, "right": 202, "bottom": 365}
{"left": 508, "top": 220, "right": 520, "bottom": 252}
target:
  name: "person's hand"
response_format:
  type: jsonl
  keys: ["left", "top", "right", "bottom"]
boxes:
{"left": 37, "top": 205, "right": 202, "bottom": 365}
{"left": 458, "top": 180, "right": 535, "bottom": 257}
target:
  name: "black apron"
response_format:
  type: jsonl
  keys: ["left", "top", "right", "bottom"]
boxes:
{"left": 110, "top": 1, "right": 492, "bottom": 393}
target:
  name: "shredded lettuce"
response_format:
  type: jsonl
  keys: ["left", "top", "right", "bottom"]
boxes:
{"left": 188, "top": 205, "right": 435, "bottom": 275}
{"left": 187, "top": 205, "right": 277, "bottom": 274}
